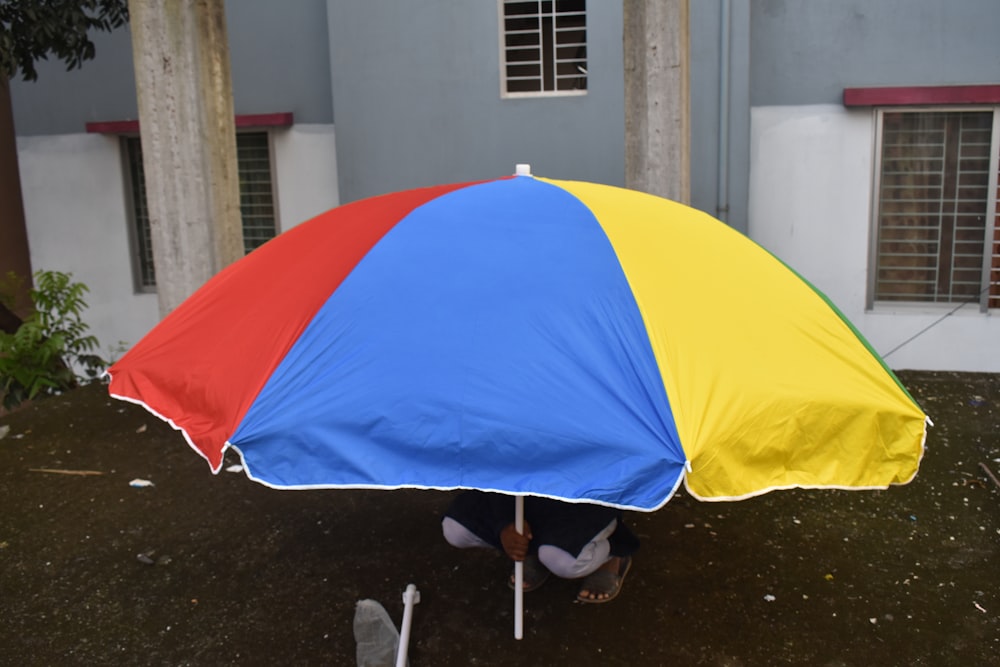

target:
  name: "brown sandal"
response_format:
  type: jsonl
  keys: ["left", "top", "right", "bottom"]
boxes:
{"left": 576, "top": 556, "right": 632, "bottom": 604}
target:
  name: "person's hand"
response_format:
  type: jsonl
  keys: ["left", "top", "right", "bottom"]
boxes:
{"left": 499, "top": 520, "right": 532, "bottom": 561}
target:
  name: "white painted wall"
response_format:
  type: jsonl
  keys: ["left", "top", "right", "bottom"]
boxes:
{"left": 17, "top": 124, "right": 339, "bottom": 362}
{"left": 17, "top": 132, "right": 160, "bottom": 360}
{"left": 272, "top": 124, "right": 339, "bottom": 232}
{"left": 749, "top": 104, "right": 999, "bottom": 373}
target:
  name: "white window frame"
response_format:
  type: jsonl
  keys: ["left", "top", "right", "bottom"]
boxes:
{"left": 498, "top": 0, "right": 587, "bottom": 99}
{"left": 867, "top": 105, "right": 1000, "bottom": 313}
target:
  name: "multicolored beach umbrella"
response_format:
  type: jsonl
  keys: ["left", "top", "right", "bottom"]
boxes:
{"left": 107, "top": 168, "right": 929, "bottom": 511}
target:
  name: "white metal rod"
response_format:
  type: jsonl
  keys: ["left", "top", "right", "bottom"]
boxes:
{"left": 514, "top": 495, "right": 524, "bottom": 640}
{"left": 396, "top": 583, "right": 419, "bottom": 667}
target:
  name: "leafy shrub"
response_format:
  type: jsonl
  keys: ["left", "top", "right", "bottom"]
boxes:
{"left": 0, "top": 270, "right": 106, "bottom": 410}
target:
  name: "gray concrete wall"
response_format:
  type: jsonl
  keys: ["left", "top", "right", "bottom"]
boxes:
{"left": 9, "top": 0, "right": 333, "bottom": 135}
{"left": 8, "top": 27, "right": 136, "bottom": 136}
{"left": 750, "top": 0, "right": 1000, "bottom": 106}
{"left": 326, "top": 0, "right": 625, "bottom": 203}
{"left": 225, "top": 0, "right": 333, "bottom": 123}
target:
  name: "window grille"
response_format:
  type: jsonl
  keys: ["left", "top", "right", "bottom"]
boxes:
{"left": 125, "top": 132, "right": 279, "bottom": 289}
{"left": 872, "top": 109, "right": 1000, "bottom": 310}
{"left": 125, "top": 138, "right": 155, "bottom": 288}
{"left": 500, "top": 0, "right": 587, "bottom": 96}
{"left": 237, "top": 133, "right": 277, "bottom": 253}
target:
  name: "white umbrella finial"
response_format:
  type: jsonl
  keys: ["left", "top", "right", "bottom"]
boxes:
{"left": 515, "top": 163, "right": 532, "bottom": 176}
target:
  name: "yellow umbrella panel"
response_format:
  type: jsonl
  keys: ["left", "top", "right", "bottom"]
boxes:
{"left": 553, "top": 178, "right": 929, "bottom": 502}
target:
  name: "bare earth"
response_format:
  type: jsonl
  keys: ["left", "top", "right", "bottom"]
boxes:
{"left": 0, "top": 370, "right": 997, "bottom": 666}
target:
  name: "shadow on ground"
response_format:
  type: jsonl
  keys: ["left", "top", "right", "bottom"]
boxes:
{"left": 0, "top": 371, "right": 997, "bottom": 666}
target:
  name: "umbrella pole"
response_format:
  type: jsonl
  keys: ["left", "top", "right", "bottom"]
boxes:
{"left": 514, "top": 495, "right": 524, "bottom": 640}
{"left": 396, "top": 583, "right": 420, "bottom": 667}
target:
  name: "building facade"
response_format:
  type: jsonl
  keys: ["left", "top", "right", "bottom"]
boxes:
{"left": 8, "top": 0, "right": 999, "bottom": 371}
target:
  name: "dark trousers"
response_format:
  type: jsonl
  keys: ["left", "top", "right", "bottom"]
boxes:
{"left": 443, "top": 490, "right": 639, "bottom": 559}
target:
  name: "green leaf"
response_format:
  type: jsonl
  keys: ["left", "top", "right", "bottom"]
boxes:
{"left": 0, "top": 270, "right": 107, "bottom": 409}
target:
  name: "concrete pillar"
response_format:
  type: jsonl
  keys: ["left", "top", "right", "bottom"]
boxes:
{"left": 623, "top": 0, "right": 690, "bottom": 204}
{"left": 128, "top": 0, "right": 243, "bottom": 317}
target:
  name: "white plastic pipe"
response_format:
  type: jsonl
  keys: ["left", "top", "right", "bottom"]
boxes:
{"left": 716, "top": 0, "right": 732, "bottom": 222}
{"left": 514, "top": 495, "right": 525, "bottom": 639}
{"left": 396, "top": 584, "right": 420, "bottom": 667}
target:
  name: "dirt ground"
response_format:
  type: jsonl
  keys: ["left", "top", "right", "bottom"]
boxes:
{"left": 0, "top": 370, "right": 997, "bottom": 666}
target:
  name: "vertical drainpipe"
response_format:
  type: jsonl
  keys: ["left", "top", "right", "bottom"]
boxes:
{"left": 716, "top": 0, "right": 731, "bottom": 223}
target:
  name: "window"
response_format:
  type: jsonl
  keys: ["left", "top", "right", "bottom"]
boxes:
{"left": 871, "top": 108, "right": 1000, "bottom": 311}
{"left": 237, "top": 133, "right": 278, "bottom": 254}
{"left": 125, "top": 137, "right": 155, "bottom": 288}
{"left": 124, "top": 132, "right": 279, "bottom": 290}
{"left": 500, "top": 0, "right": 587, "bottom": 97}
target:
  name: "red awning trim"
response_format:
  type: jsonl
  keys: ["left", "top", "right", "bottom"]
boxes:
{"left": 235, "top": 113, "right": 294, "bottom": 128}
{"left": 843, "top": 85, "right": 1000, "bottom": 107}
{"left": 85, "top": 112, "right": 294, "bottom": 134}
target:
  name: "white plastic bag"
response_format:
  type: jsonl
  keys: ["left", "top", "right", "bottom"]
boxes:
{"left": 354, "top": 599, "right": 402, "bottom": 667}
